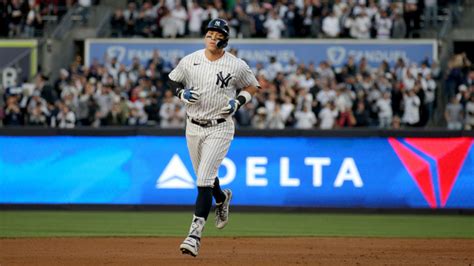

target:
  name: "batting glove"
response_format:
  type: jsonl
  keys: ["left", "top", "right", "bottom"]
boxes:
{"left": 179, "top": 87, "right": 200, "bottom": 104}
{"left": 219, "top": 98, "right": 240, "bottom": 116}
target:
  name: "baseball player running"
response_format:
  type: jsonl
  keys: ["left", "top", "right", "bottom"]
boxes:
{"left": 168, "top": 18, "right": 259, "bottom": 257}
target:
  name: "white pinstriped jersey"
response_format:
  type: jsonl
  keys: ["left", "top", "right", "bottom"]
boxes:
{"left": 169, "top": 49, "right": 259, "bottom": 120}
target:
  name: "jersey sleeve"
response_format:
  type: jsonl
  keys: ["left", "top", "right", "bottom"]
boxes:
{"left": 235, "top": 60, "right": 260, "bottom": 89}
{"left": 168, "top": 58, "right": 187, "bottom": 83}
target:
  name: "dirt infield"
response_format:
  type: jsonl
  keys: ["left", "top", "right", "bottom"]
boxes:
{"left": 1, "top": 237, "right": 474, "bottom": 265}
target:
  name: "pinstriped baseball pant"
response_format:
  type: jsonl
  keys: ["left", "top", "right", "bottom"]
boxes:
{"left": 186, "top": 118, "right": 234, "bottom": 187}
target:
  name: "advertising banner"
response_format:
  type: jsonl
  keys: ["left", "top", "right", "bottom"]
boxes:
{"left": 85, "top": 39, "right": 436, "bottom": 69}
{"left": 0, "top": 40, "right": 38, "bottom": 86}
{"left": 1, "top": 136, "right": 472, "bottom": 209}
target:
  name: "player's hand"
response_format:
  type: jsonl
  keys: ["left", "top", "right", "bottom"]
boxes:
{"left": 219, "top": 98, "right": 240, "bottom": 116}
{"left": 179, "top": 87, "right": 200, "bottom": 104}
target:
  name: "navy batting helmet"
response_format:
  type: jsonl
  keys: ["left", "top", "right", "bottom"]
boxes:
{"left": 206, "top": 18, "right": 229, "bottom": 49}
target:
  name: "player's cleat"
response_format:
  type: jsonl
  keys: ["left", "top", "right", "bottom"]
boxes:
{"left": 215, "top": 189, "right": 232, "bottom": 229}
{"left": 180, "top": 236, "right": 200, "bottom": 257}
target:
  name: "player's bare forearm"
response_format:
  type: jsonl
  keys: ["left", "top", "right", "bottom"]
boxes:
{"left": 241, "top": 85, "right": 259, "bottom": 98}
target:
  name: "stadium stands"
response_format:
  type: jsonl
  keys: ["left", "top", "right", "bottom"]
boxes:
{"left": 0, "top": 0, "right": 473, "bottom": 130}
{"left": 109, "top": 0, "right": 454, "bottom": 39}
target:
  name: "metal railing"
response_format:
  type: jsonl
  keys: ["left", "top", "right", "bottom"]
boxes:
{"left": 438, "top": 9, "right": 454, "bottom": 40}
{"left": 96, "top": 7, "right": 113, "bottom": 37}
{"left": 50, "top": 5, "right": 81, "bottom": 39}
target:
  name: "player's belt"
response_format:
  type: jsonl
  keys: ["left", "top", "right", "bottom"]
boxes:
{"left": 190, "top": 118, "right": 226, "bottom": 128}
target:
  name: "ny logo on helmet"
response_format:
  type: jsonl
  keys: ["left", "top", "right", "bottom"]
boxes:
{"left": 216, "top": 71, "right": 232, "bottom": 88}
{"left": 215, "top": 21, "right": 221, "bottom": 26}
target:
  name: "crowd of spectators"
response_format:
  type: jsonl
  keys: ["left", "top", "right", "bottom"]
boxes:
{"left": 3, "top": 47, "right": 472, "bottom": 130}
{"left": 444, "top": 52, "right": 474, "bottom": 130}
{"left": 0, "top": 0, "right": 94, "bottom": 38}
{"left": 0, "top": 0, "right": 463, "bottom": 39}
{"left": 110, "top": 0, "right": 458, "bottom": 39}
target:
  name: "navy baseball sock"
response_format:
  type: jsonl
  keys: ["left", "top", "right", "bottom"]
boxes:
{"left": 212, "top": 178, "right": 226, "bottom": 204}
{"left": 195, "top": 186, "right": 213, "bottom": 220}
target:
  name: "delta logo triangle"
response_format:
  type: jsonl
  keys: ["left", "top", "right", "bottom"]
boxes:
{"left": 156, "top": 154, "right": 195, "bottom": 189}
{"left": 389, "top": 137, "right": 472, "bottom": 208}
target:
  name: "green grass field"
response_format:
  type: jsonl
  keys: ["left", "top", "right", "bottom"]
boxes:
{"left": 1, "top": 211, "right": 473, "bottom": 238}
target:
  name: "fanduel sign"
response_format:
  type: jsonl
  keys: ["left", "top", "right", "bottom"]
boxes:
{"left": 85, "top": 39, "right": 436, "bottom": 68}
{"left": 0, "top": 136, "right": 471, "bottom": 208}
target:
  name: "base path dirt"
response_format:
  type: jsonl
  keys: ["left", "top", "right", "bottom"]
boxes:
{"left": 1, "top": 237, "right": 474, "bottom": 265}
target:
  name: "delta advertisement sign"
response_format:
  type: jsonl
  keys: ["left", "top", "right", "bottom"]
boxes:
{"left": 0, "top": 136, "right": 472, "bottom": 209}
{"left": 85, "top": 39, "right": 436, "bottom": 69}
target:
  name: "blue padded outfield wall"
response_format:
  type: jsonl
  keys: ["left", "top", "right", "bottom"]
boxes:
{"left": 0, "top": 136, "right": 472, "bottom": 209}
{"left": 85, "top": 39, "right": 436, "bottom": 69}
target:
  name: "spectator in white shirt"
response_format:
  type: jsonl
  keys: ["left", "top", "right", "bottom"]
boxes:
{"left": 419, "top": 62, "right": 432, "bottom": 78}
{"left": 318, "top": 102, "right": 338, "bottom": 129}
{"left": 160, "top": 90, "right": 179, "bottom": 128}
{"left": 143, "top": 1, "right": 156, "bottom": 20}
{"left": 344, "top": 15, "right": 358, "bottom": 38}
{"left": 165, "top": 0, "right": 176, "bottom": 10}
{"left": 423, "top": 73, "right": 436, "bottom": 120}
{"left": 94, "top": 85, "right": 115, "bottom": 122}
{"left": 335, "top": 87, "right": 353, "bottom": 113}
{"left": 266, "top": 56, "right": 284, "bottom": 82}
{"left": 402, "top": 90, "right": 421, "bottom": 126}
{"left": 366, "top": 0, "right": 379, "bottom": 19}
{"left": 280, "top": 96, "right": 295, "bottom": 123}
{"left": 52, "top": 103, "right": 76, "bottom": 128}
{"left": 394, "top": 58, "right": 407, "bottom": 81}
{"left": 322, "top": 12, "right": 340, "bottom": 37}
{"left": 252, "top": 62, "right": 266, "bottom": 78}
{"left": 171, "top": 2, "right": 188, "bottom": 37}
{"left": 160, "top": 9, "right": 179, "bottom": 38}
{"left": 299, "top": 72, "right": 315, "bottom": 91}
{"left": 287, "top": 67, "right": 305, "bottom": 88}
{"left": 264, "top": 11, "right": 285, "bottom": 39}
{"left": 354, "top": 12, "right": 371, "bottom": 39}
{"left": 267, "top": 104, "right": 286, "bottom": 129}
{"left": 295, "top": 88, "right": 314, "bottom": 111}
{"left": 203, "top": 3, "right": 219, "bottom": 20}
{"left": 168, "top": 104, "right": 186, "bottom": 128}
{"left": 316, "top": 61, "right": 335, "bottom": 80}
{"left": 317, "top": 85, "right": 337, "bottom": 107}
{"left": 295, "top": 105, "right": 317, "bottom": 129}
{"left": 105, "top": 57, "right": 120, "bottom": 81}
{"left": 375, "top": 10, "right": 392, "bottom": 39}
{"left": 376, "top": 92, "right": 393, "bottom": 128}
{"left": 128, "top": 106, "right": 148, "bottom": 126}
{"left": 252, "top": 107, "right": 268, "bottom": 129}
{"left": 352, "top": 3, "right": 365, "bottom": 16}
{"left": 333, "top": 0, "right": 347, "bottom": 17}
{"left": 27, "top": 90, "right": 49, "bottom": 116}
{"left": 188, "top": 1, "right": 204, "bottom": 37}
{"left": 379, "top": 0, "right": 391, "bottom": 10}
{"left": 284, "top": 58, "right": 298, "bottom": 75}
{"left": 408, "top": 63, "right": 420, "bottom": 78}
{"left": 265, "top": 92, "right": 277, "bottom": 114}
{"left": 403, "top": 69, "right": 416, "bottom": 91}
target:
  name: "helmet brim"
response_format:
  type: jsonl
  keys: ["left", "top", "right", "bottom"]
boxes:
{"left": 206, "top": 27, "right": 229, "bottom": 39}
